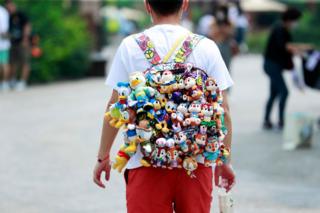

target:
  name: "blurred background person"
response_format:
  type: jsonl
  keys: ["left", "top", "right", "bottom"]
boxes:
{"left": 0, "top": 3, "right": 10, "bottom": 92}
{"left": 228, "top": 0, "right": 248, "bottom": 53}
{"left": 263, "top": 7, "right": 302, "bottom": 130}
{"left": 209, "top": 5, "right": 238, "bottom": 72}
{"left": 196, "top": 11, "right": 214, "bottom": 37}
{"left": 5, "top": 0, "right": 31, "bottom": 91}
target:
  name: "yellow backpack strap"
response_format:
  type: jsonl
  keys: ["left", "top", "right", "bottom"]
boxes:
{"left": 174, "top": 34, "right": 204, "bottom": 63}
{"left": 162, "top": 33, "right": 190, "bottom": 63}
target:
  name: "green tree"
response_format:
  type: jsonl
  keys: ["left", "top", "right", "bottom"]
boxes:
{"left": 6, "top": 0, "right": 92, "bottom": 83}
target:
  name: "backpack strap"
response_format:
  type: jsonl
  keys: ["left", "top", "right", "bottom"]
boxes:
{"left": 173, "top": 34, "right": 204, "bottom": 63}
{"left": 134, "top": 33, "right": 162, "bottom": 65}
{"left": 162, "top": 33, "right": 190, "bottom": 63}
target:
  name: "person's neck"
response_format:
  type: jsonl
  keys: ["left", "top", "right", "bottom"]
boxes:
{"left": 152, "top": 14, "right": 181, "bottom": 26}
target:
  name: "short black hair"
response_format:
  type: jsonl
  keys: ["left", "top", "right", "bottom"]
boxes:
{"left": 147, "top": 0, "right": 183, "bottom": 16}
{"left": 282, "top": 7, "right": 302, "bottom": 22}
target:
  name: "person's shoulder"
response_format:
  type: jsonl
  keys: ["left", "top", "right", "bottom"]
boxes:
{"left": 194, "top": 35, "right": 219, "bottom": 54}
{"left": 119, "top": 33, "right": 141, "bottom": 50}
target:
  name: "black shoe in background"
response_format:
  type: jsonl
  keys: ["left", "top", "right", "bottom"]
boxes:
{"left": 263, "top": 121, "right": 273, "bottom": 130}
{"left": 278, "top": 121, "right": 284, "bottom": 131}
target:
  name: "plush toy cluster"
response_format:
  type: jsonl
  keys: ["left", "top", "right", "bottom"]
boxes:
{"left": 106, "top": 63, "right": 229, "bottom": 176}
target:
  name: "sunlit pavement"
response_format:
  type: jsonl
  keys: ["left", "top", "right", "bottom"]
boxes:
{"left": 1, "top": 54, "right": 319, "bottom": 213}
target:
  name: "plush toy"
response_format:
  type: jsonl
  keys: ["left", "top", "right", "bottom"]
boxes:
{"left": 128, "top": 72, "right": 158, "bottom": 108}
{"left": 165, "top": 101, "right": 177, "bottom": 114}
{"left": 113, "top": 129, "right": 136, "bottom": 173}
{"left": 185, "top": 102, "right": 201, "bottom": 126}
{"left": 136, "top": 124, "right": 154, "bottom": 167}
{"left": 199, "top": 125, "right": 208, "bottom": 134}
{"left": 188, "top": 141, "right": 200, "bottom": 155}
{"left": 157, "top": 94, "right": 167, "bottom": 108}
{"left": 184, "top": 77, "right": 196, "bottom": 90}
{"left": 219, "top": 144, "right": 230, "bottom": 163}
{"left": 203, "top": 141, "right": 220, "bottom": 167}
{"left": 155, "top": 120, "right": 170, "bottom": 133}
{"left": 146, "top": 71, "right": 161, "bottom": 87}
{"left": 183, "top": 157, "right": 198, "bottom": 177}
{"left": 158, "top": 70, "right": 177, "bottom": 94}
{"left": 123, "top": 124, "right": 138, "bottom": 153}
{"left": 201, "top": 104, "right": 214, "bottom": 122}
{"left": 205, "top": 77, "right": 219, "bottom": 102}
{"left": 169, "top": 91, "right": 183, "bottom": 104}
{"left": 115, "top": 82, "right": 131, "bottom": 110}
{"left": 171, "top": 103, "right": 189, "bottom": 123}
{"left": 177, "top": 78, "right": 185, "bottom": 90}
{"left": 105, "top": 82, "right": 133, "bottom": 128}
{"left": 195, "top": 133, "right": 207, "bottom": 148}
{"left": 172, "top": 122, "right": 182, "bottom": 133}
{"left": 105, "top": 106, "right": 131, "bottom": 128}
{"left": 183, "top": 77, "right": 203, "bottom": 101}
{"left": 174, "top": 131, "right": 189, "bottom": 152}
{"left": 161, "top": 70, "right": 175, "bottom": 84}
{"left": 166, "top": 139, "right": 182, "bottom": 169}
{"left": 113, "top": 149, "right": 130, "bottom": 173}
{"left": 152, "top": 138, "right": 168, "bottom": 168}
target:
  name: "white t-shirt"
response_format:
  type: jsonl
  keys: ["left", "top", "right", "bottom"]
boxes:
{"left": 106, "top": 24, "right": 233, "bottom": 169}
{"left": 0, "top": 6, "right": 10, "bottom": 50}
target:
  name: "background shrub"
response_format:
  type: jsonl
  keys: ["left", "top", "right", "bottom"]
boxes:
{"left": 2, "top": 0, "right": 92, "bottom": 83}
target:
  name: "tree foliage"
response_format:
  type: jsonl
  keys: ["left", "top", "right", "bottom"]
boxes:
{"left": 5, "top": 0, "right": 92, "bottom": 83}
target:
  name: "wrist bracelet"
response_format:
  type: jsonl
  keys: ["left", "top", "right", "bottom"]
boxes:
{"left": 97, "top": 154, "right": 109, "bottom": 163}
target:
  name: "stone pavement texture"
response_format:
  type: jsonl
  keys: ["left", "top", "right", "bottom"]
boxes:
{"left": 0, "top": 55, "right": 319, "bottom": 213}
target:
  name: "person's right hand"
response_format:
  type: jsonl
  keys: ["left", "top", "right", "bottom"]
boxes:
{"left": 214, "top": 163, "right": 236, "bottom": 192}
{"left": 93, "top": 157, "right": 111, "bottom": 188}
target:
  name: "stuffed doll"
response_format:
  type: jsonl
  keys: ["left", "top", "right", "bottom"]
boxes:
{"left": 203, "top": 141, "right": 220, "bottom": 167}
{"left": 115, "top": 82, "right": 131, "bottom": 110}
{"left": 128, "top": 72, "right": 158, "bottom": 108}
{"left": 113, "top": 128, "right": 136, "bottom": 172}
{"left": 174, "top": 131, "right": 189, "bottom": 153}
{"left": 123, "top": 124, "right": 138, "bottom": 153}
{"left": 183, "top": 157, "right": 198, "bottom": 177}
{"left": 136, "top": 122, "right": 154, "bottom": 167}
{"left": 185, "top": 101, "right": 201, "bottom": 126}
{"left": 152, "top": 138, "right": 168, "bottom": 168}
{"left": 171, "top": 103, "right": 189, "bottom": 123}
{"left": 166, "top": 139, "right": 182, "bottom": 169}
{"left": 195, "top": 133, "right": 207, "bottom": 148}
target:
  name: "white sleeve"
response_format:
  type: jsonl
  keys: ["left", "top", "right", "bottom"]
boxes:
{"left": 3, "top": 10, "right": 9, "bottom": 33}
{"left": 105, "top": 41, "right": 130, "bottom": 89}
{"left": 202, "top": 38, "right": 234, "bottom": 91}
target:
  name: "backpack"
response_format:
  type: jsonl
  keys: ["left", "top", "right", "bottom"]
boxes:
{"left": 106, "top": 32, "right": 229, "bottom": 177}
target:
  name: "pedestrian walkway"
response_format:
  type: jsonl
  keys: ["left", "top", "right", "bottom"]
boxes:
{"left": 0, "top": 55, "right": 319, "bottom": 213}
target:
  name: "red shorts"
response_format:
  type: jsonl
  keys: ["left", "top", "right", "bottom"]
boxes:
{"left": 125, "top": 164, "right": 213, "bottom": 213}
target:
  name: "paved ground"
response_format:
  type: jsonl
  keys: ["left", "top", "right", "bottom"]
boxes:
{"left": 1, "top": 54, "right": 319, "bottom": 213}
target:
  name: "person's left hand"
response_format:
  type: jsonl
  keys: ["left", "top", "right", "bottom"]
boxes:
{"left": 93, "top": 156, "right": 111, "bottom": 188}
{"left": 214, "top": 163, "right": 236, "bottom": 192}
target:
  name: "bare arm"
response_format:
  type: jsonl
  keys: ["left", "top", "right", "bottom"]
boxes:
{"left": 97, "top": 90, "right": 120, "bottom": 159}
{"left": 93, "top": 90, "right": 120, "bottom": 188}
{"left": 221, "top": 90, "right": 232, "bottom": 163}
{"left": 22, "top": 23, "right": 31, "bottom": 45}
{"left": 214, "top": 90, "right": 235, "bottom": 192}
{"left": 286, "top": 43, "right": 313, "bottom": 55}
